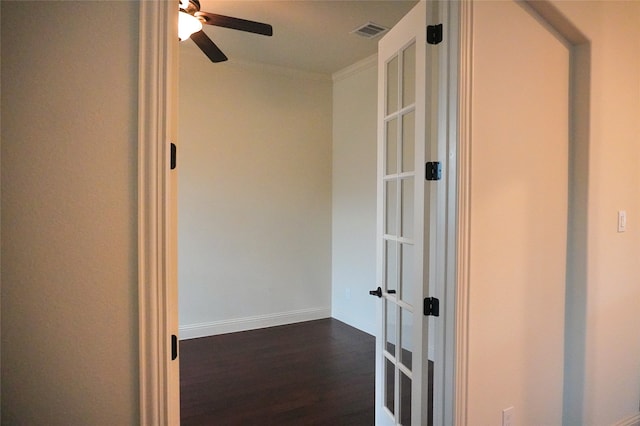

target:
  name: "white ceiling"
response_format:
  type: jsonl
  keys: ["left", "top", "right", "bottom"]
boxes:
{"left": 184, "top": 0, "right": 418, "bottom": 74}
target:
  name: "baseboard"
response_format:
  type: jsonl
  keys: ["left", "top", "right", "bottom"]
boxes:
{"left": 613, "top": 413, "right": 640, "bottom": 426}
{"left": 179, "top": 307, "right": 331, "bottom": 340}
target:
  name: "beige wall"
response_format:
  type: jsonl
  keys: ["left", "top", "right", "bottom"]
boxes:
{"left": 467, "top": 2, "right": 570, "bottom": 423}
{"left": 1, "top": 1, "right": 139, "bottom": 425}
{"left": 466, "top": 1, "right": 640, "bottom": 425}
{"left": 549, "top": 1, "right": 640, "bottom": 424}
{"left": 177, "top": 47, "right": 333, "bottom": 336}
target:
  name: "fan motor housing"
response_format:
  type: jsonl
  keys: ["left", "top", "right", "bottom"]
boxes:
{"left": 181, "top": 0, "right": 200, "bottom": 15}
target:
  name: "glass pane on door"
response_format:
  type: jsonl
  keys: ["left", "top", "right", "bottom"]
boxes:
{"left": 386, "top": 118, "right": 399, "bottom": 175}
{"left": 385, "top": 357, "right": 396, "bottom": 415}
{"left": 385, "top": 299, "right": 397, "bottom": 356}
{"left": 385, "top": 240, "right": 398, "bottom": 293}
{"left": 385, "top": 182, "right": 398, "bottom": 235}
{"left": 386, "top": 55, "right": 399, "bottom": 114}
{"left": 400, "top": 371, "right": 412, "bottom": 425}
{"left": 401, "top": 178, "right": 414, "bottom": 238}
{"left": 402, "top": 42, "right": 416, "bottom": 108}
{"left": 400, "top": 307, "right": 413, "bottom": 370}
{"left": 400, "top": 243, "right": 414, "bottom": 303}
{"left": 402, "top": 111, "right": 415, "bottom": 172}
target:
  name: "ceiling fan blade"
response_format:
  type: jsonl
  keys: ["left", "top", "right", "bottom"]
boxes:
{"left": 190, "top": 30, "right": 228, "bottom": 63}
{"left": 196, "top": 12, "right": 273, "bottom": 37}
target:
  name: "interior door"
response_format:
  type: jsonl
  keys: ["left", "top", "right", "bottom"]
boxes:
{"left": 375, "top": 1, "right": 442, "bottom": 425}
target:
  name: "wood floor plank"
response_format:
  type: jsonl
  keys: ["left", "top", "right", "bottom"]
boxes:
{"left": 180, "top": 318, "right": 375, "bottom": 425}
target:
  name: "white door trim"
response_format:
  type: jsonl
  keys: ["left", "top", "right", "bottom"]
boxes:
{"left": 438, "top": 1, "right": 463, "bottom": 424}
{"left": 453, "top": 1, "right": 472, "bottom": 424}
{"left": 138, "top": 1, "right": 179, "bottom": 425}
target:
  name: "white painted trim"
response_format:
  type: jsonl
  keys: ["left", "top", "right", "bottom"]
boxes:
{"left": 138, "top": 1, "right": 179, "bottom": 425}
{"left": 179, "top": 308, "right": 332, "bottom": 340}
{"left": 332, "top": 54, "right": 377, "bottom": 82}
{"left": 612, "top": 413, "right": 640, "bottom": 426}
{"left": 454, "top": 1, "right": 473, "bottom": 425}
{"left": 443, "top": 1, "right": 461, "bottom": 425}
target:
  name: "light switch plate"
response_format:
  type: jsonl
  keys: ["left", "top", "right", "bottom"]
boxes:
{"left": 618, "top": 210, "right": 627, "bottom": 233}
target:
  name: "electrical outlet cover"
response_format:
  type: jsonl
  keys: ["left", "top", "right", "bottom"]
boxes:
{"left": 502, "top": 407, "right": 514, "bottom": 426}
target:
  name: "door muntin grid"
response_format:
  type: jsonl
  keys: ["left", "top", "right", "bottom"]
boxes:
{"left": 382, "top": 40, "right": 417, "bottom": 425}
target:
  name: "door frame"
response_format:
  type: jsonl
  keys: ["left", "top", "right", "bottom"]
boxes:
{"left": 436, "top": 2, "right": 461, "bottom": 425}
{"left": 452, "top": 1, "right": 471, "bottom": 424}
{"left": 138, "top": 1, "right": 180, "bottom": 424}
{"left": 137, "top": 1, "right": 463, "bottom": 425}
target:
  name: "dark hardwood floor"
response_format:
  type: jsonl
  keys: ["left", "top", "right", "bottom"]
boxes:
{"left": 180, "top": 318, "right": 376, "bottom": 425}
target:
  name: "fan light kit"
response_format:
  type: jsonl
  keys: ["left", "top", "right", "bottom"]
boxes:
{"left": 178, "top": 0, "right": 273, "bottom": 63}
{"left": 178, "top": 10, "right": 203, "bottom": 41}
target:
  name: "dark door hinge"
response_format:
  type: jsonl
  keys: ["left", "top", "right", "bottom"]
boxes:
{"left": 427, "top": 24, "right": 443, "bottom": 45}
{"left": 171, "top": 334, "right": 178, "bottom": 360}
{"left": 426, "top": 161, "right": 442, "bottom": 181}
{"left": 170, "top": 143, "right": 177, "bottom": 170}
{"left": 424, "top": 297, "right": 440, "bottom": 317}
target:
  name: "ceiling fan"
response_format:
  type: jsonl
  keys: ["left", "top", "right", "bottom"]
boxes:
{"left": 178, "top": 0, "right": 273, "bottom": 63}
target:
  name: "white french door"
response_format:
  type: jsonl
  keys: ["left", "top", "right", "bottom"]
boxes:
{"left": 374, "top": 1, "right": 444, "bottom": 425}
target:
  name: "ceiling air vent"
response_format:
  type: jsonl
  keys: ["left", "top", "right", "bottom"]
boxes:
{"left": 351, "top": 22, "right": 389, "bottom": 39}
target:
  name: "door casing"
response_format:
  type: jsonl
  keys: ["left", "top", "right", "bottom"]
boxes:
{"left": 138, "top": 1, "right": 180, "bottom": 424}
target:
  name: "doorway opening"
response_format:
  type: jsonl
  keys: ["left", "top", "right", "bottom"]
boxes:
{"left": 138, "top": 1, "right": 458, "bottom": 424}
{"left": 175, "top": 1, "right": 417, "bottom": 423}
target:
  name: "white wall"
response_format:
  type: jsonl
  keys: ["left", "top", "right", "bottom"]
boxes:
{"left": 331, "top": 56, "right": 378, "bottom": 336}
{"left": 1, "top": 2, "right": 139, "bottom": 424}
{"left": 548, "top": 1, "right": 640, "bottom": 425}
{"left": 178, "top": 48, "right": 333, "bottom": 338}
